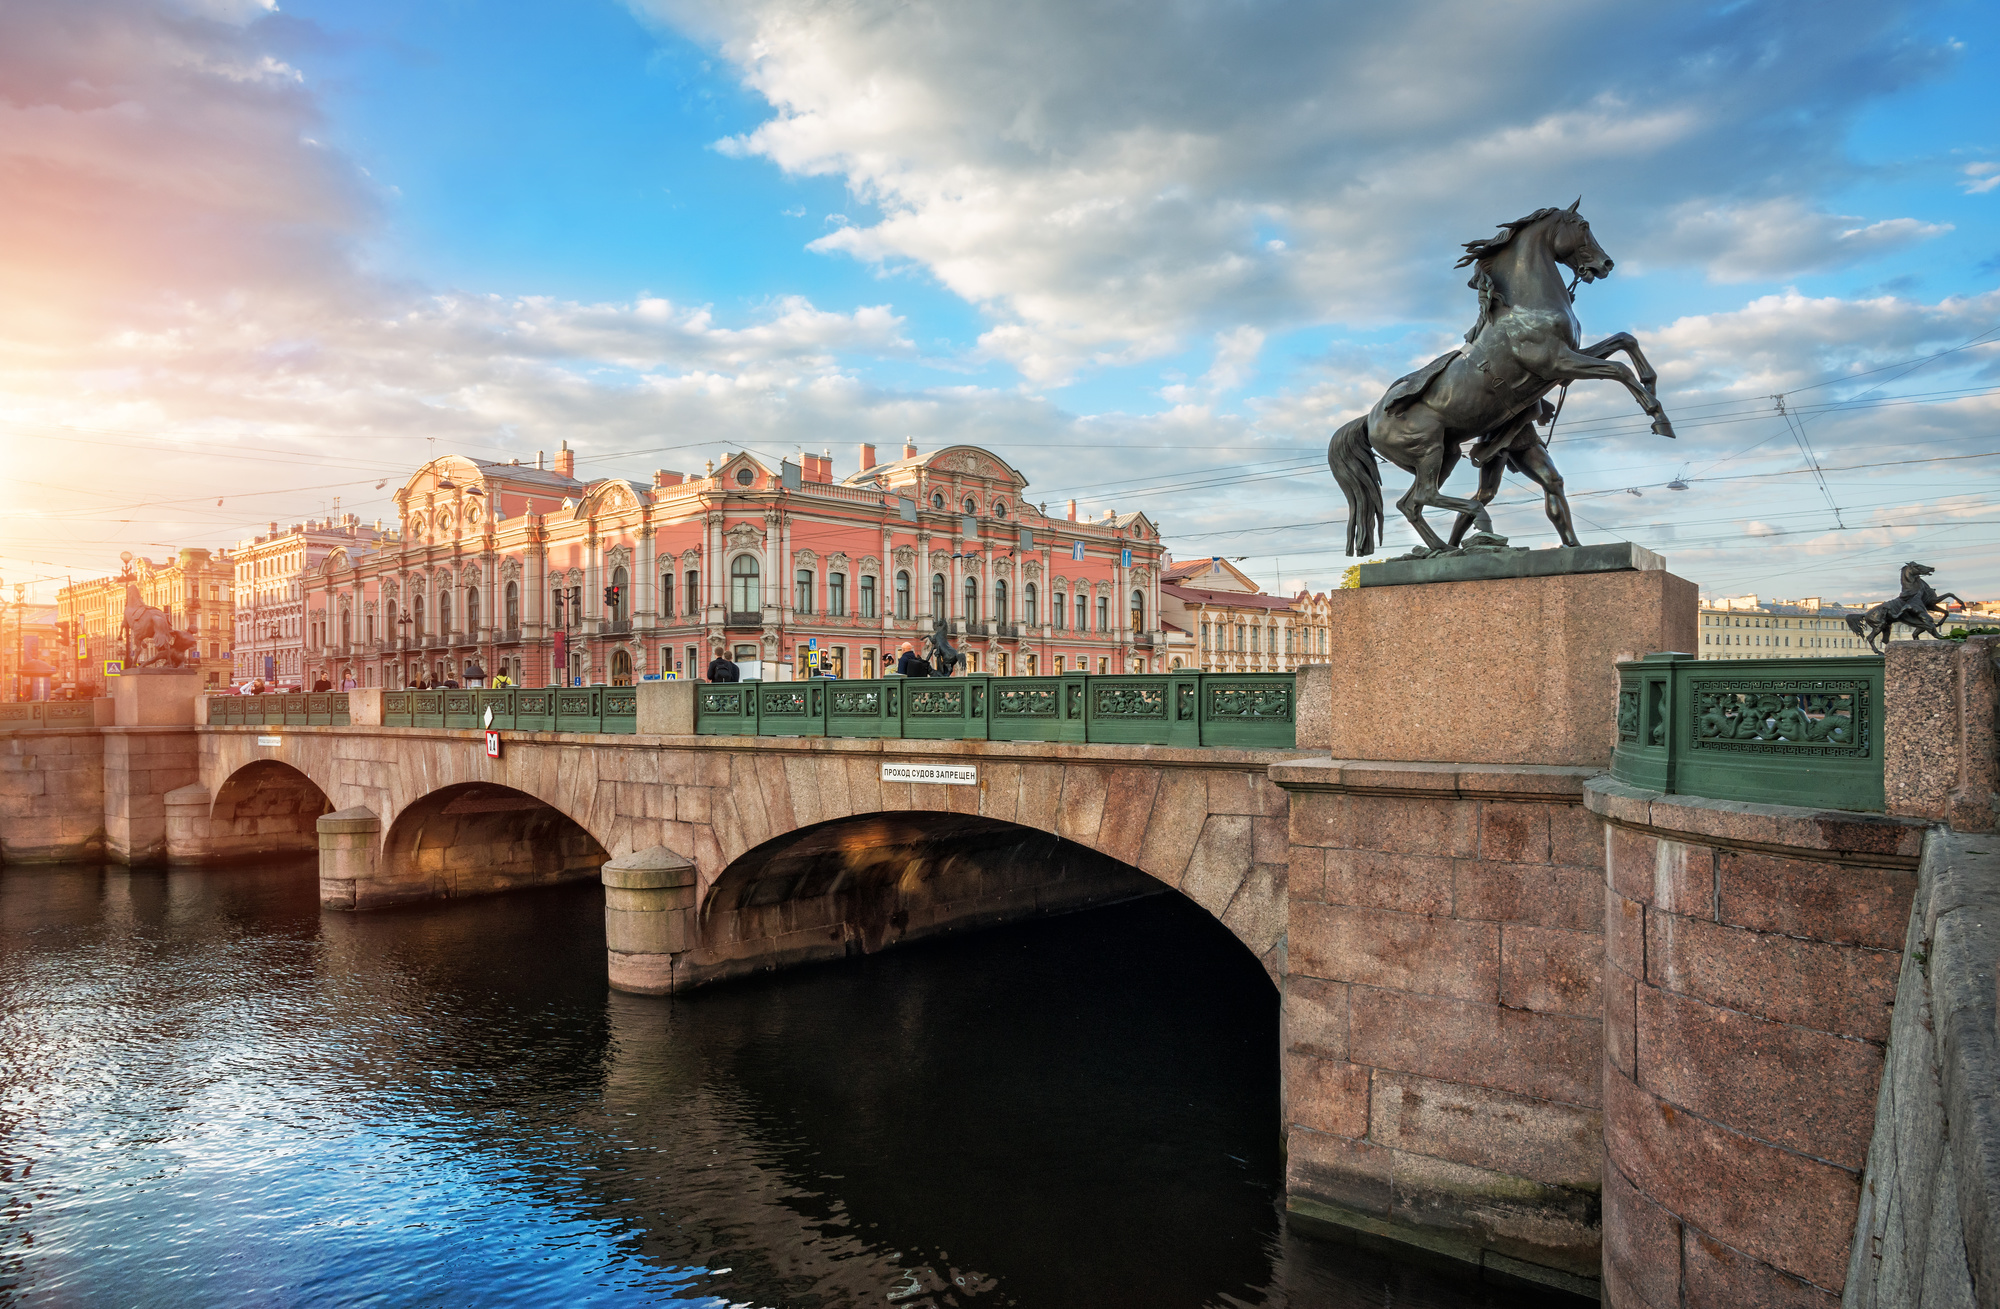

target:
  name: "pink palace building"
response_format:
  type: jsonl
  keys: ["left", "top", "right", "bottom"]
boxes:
{"left": 302, "top": 441, "right": 1170, "bottom": 688}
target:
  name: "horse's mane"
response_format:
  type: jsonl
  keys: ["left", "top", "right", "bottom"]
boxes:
{"left": 1455, "top": 205, "right": 1567, "bottom": 343}
{"left": 1454, "top": 207, "right": 1565, "bottom": 270}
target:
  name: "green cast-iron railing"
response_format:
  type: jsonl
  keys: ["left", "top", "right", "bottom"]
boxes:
{"left": 696, "top": 672, "right": 1296, "bottom": 749}
{"left": 1610, "top": 652, "right": 1884, "bottom": 811}
{"left": 0, "top": 700, "right": 106, "bottom": 731}
{"left": 200, "top": 671, "right": 1294, "bottom": 748}
{"left": 208, "top": 692, "right": 353, "bottom": 728}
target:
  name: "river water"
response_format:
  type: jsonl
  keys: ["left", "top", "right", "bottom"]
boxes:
{"left": 0, "top": 862, "right": 1552, "bottom": 1308}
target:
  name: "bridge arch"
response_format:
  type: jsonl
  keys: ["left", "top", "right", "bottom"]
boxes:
{"left": 169, "top": 758, "right": 335, "bottom": 865}
{"left": 378, "top": 782, "right": 610, "bottom": 904}
{"left": 688, "top": 810, "right": 1176, "bottom": 986}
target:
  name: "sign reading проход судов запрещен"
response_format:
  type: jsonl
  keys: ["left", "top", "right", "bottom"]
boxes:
{"left": 881, "top": 762, "right": 977, "bottom": 786}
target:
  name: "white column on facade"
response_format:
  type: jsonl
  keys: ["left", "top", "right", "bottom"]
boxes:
{"left": 760, "top": 511, "right": 777, "bottom": 621}
{"left": 636, "top": 526, "right": 655, "bottom": 628}
{"left": 980, "top": 541, "right": 993, "bottom": 634}
{"left": 918, "top": 532, "right": 933, "bottom": 623}
{"left": 581, "top": 531, "right": 601, "bottom": 636}
{"left": 880, "top": 526, "right": 894, "bottom": 638}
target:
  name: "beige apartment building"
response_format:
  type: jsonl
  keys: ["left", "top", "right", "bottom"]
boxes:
{"left": 1160, "top": 557, "right": 1331, "bottom": 672}
{"left": 1697, "top": 593, "right": 2000, "bottom": 660}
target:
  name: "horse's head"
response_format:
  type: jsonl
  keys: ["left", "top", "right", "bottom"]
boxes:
{"left": 1552, "top": 198, "right": 1614, "bottom": 284}
{"left": 1902, "top": 561, "right": 1934, "bottom": 582}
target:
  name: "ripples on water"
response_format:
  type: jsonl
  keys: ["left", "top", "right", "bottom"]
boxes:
{"left": 0, "top": 862, "right": 1555, "bottom": 1307}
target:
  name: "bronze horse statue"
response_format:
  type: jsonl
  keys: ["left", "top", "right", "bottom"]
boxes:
{"left": 1846, "top": 562, "right": 1968, "bottom": 653}
{"left": 121, "top": 584, "right": 195, "bottom": 668}
{"left": 926, "top": 617, "right": 966, "bottom": 676}
{"left": 1330, "top": 200, "right": 1675, "bottom": 557}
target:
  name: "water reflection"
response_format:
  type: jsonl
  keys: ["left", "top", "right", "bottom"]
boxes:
{"left": 1, "top": 860, "right": 1552, "bottom": 1307}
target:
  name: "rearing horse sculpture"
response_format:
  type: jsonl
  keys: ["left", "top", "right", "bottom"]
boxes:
{"left": 1329, "top": 200, "right": 1675, "bottom": 557}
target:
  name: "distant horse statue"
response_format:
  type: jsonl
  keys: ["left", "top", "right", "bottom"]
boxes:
{"left": 926, "top": 617, "right": 966, "bottom": 677}
{"left": 121, "top": 583, "right": 194, "bottom": 668}
{"left": 1846, "top": 562, "right": 1968, "bottom": 653}
{"left": 1329, "top": 199, "right": 1676, "bottom": 557}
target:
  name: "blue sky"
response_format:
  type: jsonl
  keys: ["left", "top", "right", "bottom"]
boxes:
{"left": 1, "top": 0, "right": 1997, "bottom": 602}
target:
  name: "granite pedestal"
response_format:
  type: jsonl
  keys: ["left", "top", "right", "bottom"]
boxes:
{"left": 1314, "top": 562, "right": 1696, "bottom": 767}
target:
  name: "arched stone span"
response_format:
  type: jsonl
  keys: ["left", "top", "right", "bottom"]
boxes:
{"left": 372, "top": 782, "right": 609, "bottom": 908}
{"left": 189, "top": 727, "right": 1295, "bottom": 978}
{"left": 677, "top": 811, "right": 1178, "bottom": 991}
{"left": 165, "top": 759, "right": 332, "bottom": 866}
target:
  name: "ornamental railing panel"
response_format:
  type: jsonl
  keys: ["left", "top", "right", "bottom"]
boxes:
{"left": 690, "top": 671, "right": 1293, "bottom": 748}
{"left": 1610, "top": 652, "right": 1884, "bottom": 811}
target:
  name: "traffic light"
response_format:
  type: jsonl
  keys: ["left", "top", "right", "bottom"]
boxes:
{"left": 604, "top": 584, "right": 621, "bottom": 609}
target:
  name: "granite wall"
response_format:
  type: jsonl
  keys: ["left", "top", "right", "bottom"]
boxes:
{"left": 1269, "top": 758, "right": 1608, "bottom": 1299}
{"left": 1843, "top": 828, "right": 2000, "bottom": 1309}
{"left": 0, "top": 728, "right": 106, "bottom": 864}
{"left": 1586, "top": 778, "right": 1927, "bottom": 1308}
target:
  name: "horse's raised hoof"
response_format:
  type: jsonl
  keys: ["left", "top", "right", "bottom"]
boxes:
{"left": 1651, "top": 415, "right": 1676, "bottom": 439}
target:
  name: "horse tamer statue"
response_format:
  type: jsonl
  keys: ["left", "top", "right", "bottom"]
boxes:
{"left": 1846, "top": 562, "right": 1969, "bottom": 653}
{"left": 121, "top": 583, "right": 197, "bottom": 668}
{"left": 1330, "top": 199, "right": 1675, "bottom": 558}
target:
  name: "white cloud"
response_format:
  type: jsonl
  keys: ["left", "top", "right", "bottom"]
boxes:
{"left": 1963, "top": 162, "right": 2000, "bottom": 195}
{"left": 1649, "top": 198, "right": 1950, "bottom": 283}
{"left": 636, "top": 0, "right": 1958, "bottom": 380}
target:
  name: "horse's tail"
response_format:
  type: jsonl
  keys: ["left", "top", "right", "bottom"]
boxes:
{"left": 1845, "top": 614, "right": 1867, "bottom": 639}
{"left": 1328, "top": 415, "right": 1382, "bottom": 557}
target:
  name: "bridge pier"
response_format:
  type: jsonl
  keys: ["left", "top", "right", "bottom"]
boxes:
{"left": 317, "top": 806, "right": 382, "bottom": 910}
{"left": 601, "top": 846, "right": 698, "bottom": 994}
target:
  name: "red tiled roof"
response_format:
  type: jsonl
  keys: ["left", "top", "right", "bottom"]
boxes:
{"left": 1161, "top": 583, "right": 1296, "bottom": 610}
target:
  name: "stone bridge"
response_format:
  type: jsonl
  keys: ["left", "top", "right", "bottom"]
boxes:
{"left": 181, "top": 721, "right": 1299, "bottom": 992}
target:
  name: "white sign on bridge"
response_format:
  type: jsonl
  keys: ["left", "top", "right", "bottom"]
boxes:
{"left": 882, "top": 762, "right": 978, "bottom": 786}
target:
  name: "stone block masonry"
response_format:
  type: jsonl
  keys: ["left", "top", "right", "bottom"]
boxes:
{"left": 1271, "top": 757, "right": 1608, "bottom": 1299}
{"left": 1318, "top": 566, "right": 1697, "bottom": 768}
{"left": 1585, "top": 777, "right": 1926, "bottom": 1309}
{"left": 0, "top": 729, "right": 107, "bottom": 864}
{"left": 1844, "top": 829, "right": 2000, "bottom": 1309}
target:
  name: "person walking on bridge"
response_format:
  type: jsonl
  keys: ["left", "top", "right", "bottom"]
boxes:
{"left": 895, "top": 641, "right": 931, "bottom": 677}
{"left": 706, "top": 647, "right": 740, "bottom": 683}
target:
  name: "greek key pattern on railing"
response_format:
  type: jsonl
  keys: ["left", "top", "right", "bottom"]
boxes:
{"left": 995, "top": 687, "right": 1059, "bottom": 718}
{"left": 1207, "top": 682, "right": 1293, "bottom": 720}
{"left": 1094, "top": 685, "right": 1165, "bottom": 719}
{"left": 1690, "top": 681, "right": 1866, "bottom": 756}
{"left": 831, "top": 689, "right": 881, "bottom": 715}
{"left": 907, "top": 689, "right": 964, "bottom": 716}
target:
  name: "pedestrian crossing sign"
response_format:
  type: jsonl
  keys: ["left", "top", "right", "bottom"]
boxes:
{"left": 103, "top": 659, "right": 123, "bottom": 677}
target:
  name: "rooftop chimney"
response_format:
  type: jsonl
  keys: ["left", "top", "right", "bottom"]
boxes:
{"left": 536, "top": 451, "right": 545, "bottom": 470}
{"left": 553, "top": 440, "right": 575, "bottom": 480}
{"left": 858, "top": 443, "right": 876, "bottom": 472}
{"left": 1066, "top": 500, "right": 1077, "bottom": 522}
{"left": 902, "top": 440, "right": 918, "bottom": 460}
{"left": 820, "top": 448, "right": 833, "bottom": 483}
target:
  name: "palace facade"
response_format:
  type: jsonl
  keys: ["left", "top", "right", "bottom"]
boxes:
{"left": 302, "top": 442, "right": 1170, "bottom": 687}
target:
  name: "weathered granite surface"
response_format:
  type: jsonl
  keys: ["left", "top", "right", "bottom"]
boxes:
{"left": 1321, "top": 567, "right": 1696, "bottom": 767}
{"left": 1885, "top": 635, "right": 1999, "bottom": 833}
{"left": 1586, "top": 777, "right": 1926, "bottom": 1308}
{"left": 1361, "top": 542, "right": 1664, "bottom": 588}
{"left": 1273, "top": 758, "right": 1607, "bottom": 1300}
{"left": 1844, "top": 829, "right": 2000, "bottom": 1309}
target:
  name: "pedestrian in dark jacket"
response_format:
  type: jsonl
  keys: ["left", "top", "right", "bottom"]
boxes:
{"left": 707, "top": 651, "right": 740, "bottom": 682}
{"left": 895, "top": 641, "right": 931, "bottom": 677}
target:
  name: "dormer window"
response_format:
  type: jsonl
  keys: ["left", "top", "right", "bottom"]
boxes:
{"left": 963, "top": 496, "right": 977, "bottom": 515}
{"left": 993, "top": 501, "right": 1007, "bottom": 519}
{"left": 932, "top": 492, "right": 945, "bottom": 509}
